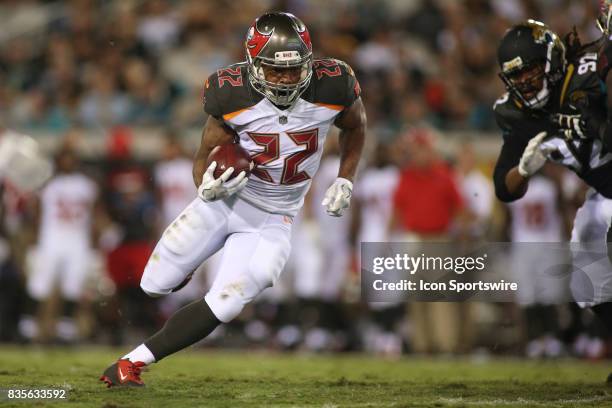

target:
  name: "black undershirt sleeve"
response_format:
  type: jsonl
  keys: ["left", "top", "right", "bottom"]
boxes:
{"left": 493, "top": 130, "right": 528, "bottom": 203}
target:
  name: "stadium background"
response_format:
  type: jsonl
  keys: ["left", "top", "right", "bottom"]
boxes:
{"left": 0, "top": 0, "right": 609, "bottom": 361}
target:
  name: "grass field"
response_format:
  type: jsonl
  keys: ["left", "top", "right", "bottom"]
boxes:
{"left": 0, "top": 346, "right": 611, "bottom": 407}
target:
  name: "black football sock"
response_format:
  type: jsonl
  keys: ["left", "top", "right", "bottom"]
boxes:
{"left": 591, "top": 302, "right": 612, "bottom": 333}
{"left": 524, "top": 305, "right": 543, "bottom": 340}
{"left": 541, "top": 305, "right": 559, "bottom": 335}
{"left": 144, "top": 298, "right": 221, "bottom": 362}
{"left": 63, "top": 300, "right": 77, "bottom": 317}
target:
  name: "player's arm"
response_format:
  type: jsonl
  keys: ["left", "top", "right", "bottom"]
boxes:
{"left": 192, "top": 116, "right": 235, "bottom": 187}
{"left": 502, "top": 167, "right": 529, "bottom": 200}
{"left": 320, "top": 98, "right": 366, "bottom": 217}
{"left": 335, "top": 97, "right": 367, "bottom": 182}
{"left": 495, "top": 131, "right": 550, "bottom": 202}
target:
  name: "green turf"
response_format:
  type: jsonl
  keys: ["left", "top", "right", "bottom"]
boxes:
{"left": 0, "top": 346, "right": 610, "bottom": 407}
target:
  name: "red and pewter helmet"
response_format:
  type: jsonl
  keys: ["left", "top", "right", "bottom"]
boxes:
{"left": 245, "top": 12, "right": 313, "bottom": 106}
{"left": 597, "top": 0, "right": 612, "bottom": 35}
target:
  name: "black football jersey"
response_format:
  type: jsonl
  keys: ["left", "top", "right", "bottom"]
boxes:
{"left": 493, "top": 50, "right": 611, "bottom": 202}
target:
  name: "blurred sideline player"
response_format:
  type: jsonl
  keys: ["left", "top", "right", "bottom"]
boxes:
{"left": 352, "top": 142, "right": 403, "bottom": 356}
{"left": 506, "top": 164, "right": 568, "bottom": 358}
{"left": 290, "top": 140, "right": 352, "bottom": 351}
{"left": 454, "top": 142, "right": 493, "bottom": 240}
{"left": 0, "top": 128, "right": 52, "bottom": 342}
{"left": 390, "top": 129, "right": 465, "bottom": 354}
{"left": 154, "top": 131, "right": 196, "bottom": 229}
{"left": 101, "top": 11, "right": 365, "bottom": 387}
{"left": 26, "top": 148, "right": 99, "bottom": 343}
{"left": 493, "top": 20, "right": 612, "bottom": 379}
{"left": 153, "top": 131, "right": 203, "bottom": 316}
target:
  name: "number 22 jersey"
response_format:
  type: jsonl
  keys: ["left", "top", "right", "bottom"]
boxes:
{"left": 203, "top": 59, "right": 361, "bottom": 216}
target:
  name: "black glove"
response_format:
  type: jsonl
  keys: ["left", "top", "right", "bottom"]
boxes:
{"left": 552, "top": 113, "right": 587, "bottom": 140}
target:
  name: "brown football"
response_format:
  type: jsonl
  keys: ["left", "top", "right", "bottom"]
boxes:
{"left": 207, "top": 143, "right": 254, "bottom": 180}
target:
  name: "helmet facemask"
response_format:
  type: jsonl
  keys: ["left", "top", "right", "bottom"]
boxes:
{"left": 247, "top": 50, "right": 313, "bottom": 106}
{"left": 500, "top": 60, "right": 552, "bottom": 109}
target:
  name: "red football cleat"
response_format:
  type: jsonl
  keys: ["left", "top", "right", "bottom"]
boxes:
{"left": 100, "top": 359, "right": 146, "bottom": 388}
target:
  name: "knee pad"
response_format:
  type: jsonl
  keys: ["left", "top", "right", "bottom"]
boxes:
{"left": 205, "top": 288, "right": 244, "bottom": 323}
{"left": 204, "top": 273, "right": 262, "bottom": 323}
{"left": 140, "top": 277, "right": 170, "bottom": 298}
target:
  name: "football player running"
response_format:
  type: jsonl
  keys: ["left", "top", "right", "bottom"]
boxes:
{"left": 100, "top": 11, "right": 366, "bottom": 387}
{"left": 493, "top": 19, "right": 612, "bottom": 380}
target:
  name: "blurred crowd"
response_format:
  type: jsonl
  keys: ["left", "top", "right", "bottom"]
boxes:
{"left": 0, "top": 0, "right": 611, "bottom": 359}
{"left": 0, "top": 0, "right": 605, "bottom": 136}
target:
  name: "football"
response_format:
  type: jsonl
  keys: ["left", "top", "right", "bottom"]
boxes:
{"left": 207, "top": 143, "right": 254, "bottom": 180}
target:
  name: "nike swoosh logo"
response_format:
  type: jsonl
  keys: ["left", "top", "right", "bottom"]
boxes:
{"left": 119, "top": 369, "right": 128, "bottom": 381}
{"left": 247, "top": 44, "right": 256, "bottom": 49}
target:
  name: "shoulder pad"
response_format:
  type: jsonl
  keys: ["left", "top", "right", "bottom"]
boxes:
{"left": 202, "top": 63, "right": 262, "bottom": 120}
{"left": 493, "top": 93, "right": 523, "bottom": 131}
{"left": 303, "top": 59, "right": 361, "bottom": 108}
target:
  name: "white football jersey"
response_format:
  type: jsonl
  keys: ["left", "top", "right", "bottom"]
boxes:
{"left": 460, "top": 170, "right": 493, "bottom": 221}
{"left": 203, "top": 59, "right": 361, "bottom": 216}
{"left": 355, "top": 165, "right": 399, "bottom": 243}
{"left": 229, "top": 98, "right": 338, "bottom": 215}
{"left": 38, "top": 173, "right": 98, "bottom": 246}
{"left": 508, "top": 175, "right": 563, "bottom": 242}
{"left": 154, "top": 158, "right": 196, "bottom": 226}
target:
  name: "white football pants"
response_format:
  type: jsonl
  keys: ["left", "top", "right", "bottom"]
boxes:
{"left": 570, "top": 190, "right": 612, "bottom": 307}
{"left": 140, "top": 196, "right": 292, "bottom": 322}
{"left": 27, "top": 243, "right": 92, "bottom": 301}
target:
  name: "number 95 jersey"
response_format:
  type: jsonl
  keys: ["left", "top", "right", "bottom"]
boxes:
{"left": 203, "top": 58, "right": 361, "bottom": 216}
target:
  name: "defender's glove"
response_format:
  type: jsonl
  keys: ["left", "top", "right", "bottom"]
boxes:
{"left": 553, "top": 113, "right": 587, "bottom": 140}
{"left": 518, "top": 132, "right": 552, "bottom": 177}
{"left": 197, "top": 161, "right": 248, "bottom": 202}
{"left": 321, "top": 177, "right": 353, "bottom": 217}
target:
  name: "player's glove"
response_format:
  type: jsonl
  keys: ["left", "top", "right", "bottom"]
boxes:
{"left": 321, "top": 177, "right": 353, "bottom": 217}
{"left": 197, "top": 161, "right": 248, "bottom": 202}
{"left": 518, "top": 131, "right": 552, "bottom": 177}
{"left": 553, "top": 113, "right": 587, "bottom": 140}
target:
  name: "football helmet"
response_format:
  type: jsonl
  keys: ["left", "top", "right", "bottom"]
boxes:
{"left": 597, "top": 0, "right": 612, "bottom": 35}
{"left": 245, "top": 12, "right": 313, "bottom": 106}
{"left": 498, "top": 20, "right": 566, "bottom": 110}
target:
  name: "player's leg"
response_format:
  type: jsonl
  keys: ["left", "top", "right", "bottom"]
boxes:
{"left": 140, "top": 198, "right": 230, "bottom": 297}
{"left": 205, "top": 222, "right": 292, "bottom": 323}
{"left": 58, "top": 246, "right": 94, "bottom": 341}
{"left": 131, "top": 215, "right": 291, "bottom": 368}
{"left": 25, "top": 247, "right": 60, "bottom": 342}
{"left": 101, "top": 198, "right": 231, "bottom": 387}
{"left": 570, "top": 192, "right": 612, "bottom": 381}
{"left": 570, "top": 192, "right": 612, "bottom": 308}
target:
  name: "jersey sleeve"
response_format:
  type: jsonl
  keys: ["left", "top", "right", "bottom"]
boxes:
{"left": 339, "top": 60, "right": 361, "bottom": 108}
{"left": 202, "top": 73, "right": 222, "bottom": 119}
{"left": 492, "top": 109, "right": 529, "bottom": 203}
{"left": 308, "top": 59, "right": 361, "bottom": 109}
